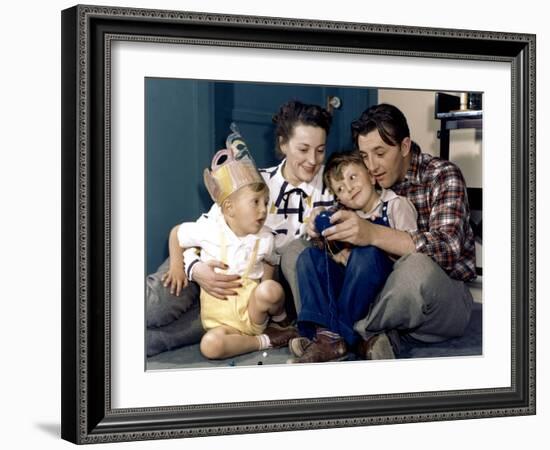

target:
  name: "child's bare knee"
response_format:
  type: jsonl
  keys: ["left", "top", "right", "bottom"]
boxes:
{"left": 200, "top": 331, "right": 225, "bottom": 359}
{"left": 256, "top": 280, "right": 284, "bottom": 305}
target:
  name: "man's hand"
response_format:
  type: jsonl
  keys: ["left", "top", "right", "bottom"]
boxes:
{"left": 322, "top": 210, "right": 374, "bottom": 246}
{"left": 161, "top": 265, "right": 188, "bottom": 297}
{"left": 192, "top": 260, "right": 242, "bottom": 300}
{"left": 323, "top": 210, "right": 416, "bottom": 257}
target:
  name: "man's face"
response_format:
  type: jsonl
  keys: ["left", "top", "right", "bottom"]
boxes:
{"left": 357, "top": 130, "right": 411, "bottom": 189}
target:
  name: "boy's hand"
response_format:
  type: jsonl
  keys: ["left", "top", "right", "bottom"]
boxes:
{"left": 323, "top": 210, "right": 373, "bottom": 246}
{"left": 193, "top": 261, "right": 242, "bottom": 300}
{"left": 331, "top": 248, "right": 351, "bottom": 266}
{"left": 161, "top": 265, "right": 188, "bottom": 297}
{"left": 305, "top": 207, "right": 324, "bottom": 239}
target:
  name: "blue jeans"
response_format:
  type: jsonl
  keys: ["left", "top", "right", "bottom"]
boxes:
{"left": 297, "top": 245, "right": 393, "bottom": 345}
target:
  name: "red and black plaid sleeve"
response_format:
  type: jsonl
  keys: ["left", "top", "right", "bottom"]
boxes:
{"left": 393, "top": 146, "right": 477, "bottom": 281}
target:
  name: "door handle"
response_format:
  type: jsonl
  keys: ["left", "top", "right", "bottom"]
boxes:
{"left": 327, "top": 96, "right": 342, "bottom": 114}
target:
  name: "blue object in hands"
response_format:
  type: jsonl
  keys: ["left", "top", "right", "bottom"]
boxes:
{"left": 315, "top": 210, "right": 334, "bottom": 233}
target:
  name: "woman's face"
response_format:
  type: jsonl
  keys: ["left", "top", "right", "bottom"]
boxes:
{"left": 280, "top": 124, "right": 327, "bottom": 185}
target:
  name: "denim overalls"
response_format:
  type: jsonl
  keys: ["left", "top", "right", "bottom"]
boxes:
{"left": 296, "top": 201, "right": 394, "bottom": 345}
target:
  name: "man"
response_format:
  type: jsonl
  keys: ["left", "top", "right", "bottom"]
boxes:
{"left": 322, "top": 103, "right": 476, "bottom": 359}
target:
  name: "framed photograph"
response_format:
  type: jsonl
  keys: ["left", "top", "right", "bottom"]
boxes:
{"left": 61, "top": 4, "right": 535, "bottom": 444}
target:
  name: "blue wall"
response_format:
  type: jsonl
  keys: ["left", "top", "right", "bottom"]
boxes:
{"left": 145, "top": 78, "right": 377, "bottom": 274}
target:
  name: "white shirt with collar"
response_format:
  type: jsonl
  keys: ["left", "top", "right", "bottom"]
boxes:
{"left": 178, "top": 203, "right": 276, "bottom": 280}
{"left": 259, "top": 159, "right": 334, "bottom": 251}
{"left": 355, "top": 188, "right": 418, "bottom": 232}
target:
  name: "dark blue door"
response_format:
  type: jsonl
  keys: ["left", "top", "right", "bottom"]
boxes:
{"left": 213, "top": 80, "right": 376, "bottom": 169}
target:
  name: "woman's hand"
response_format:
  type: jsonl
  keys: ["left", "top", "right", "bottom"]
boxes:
{"left": 192, "top": 261, "right": 242, "bottom": 300}
{"left": 161, "top": 265, "right": 188, "bottom": 297}
{"left": 322, "top": 210, "right": 374, "bottom": 246}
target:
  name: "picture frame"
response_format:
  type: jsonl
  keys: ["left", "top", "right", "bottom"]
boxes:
{"left": 61, "top": 4, "right": 536, "bottom": 444}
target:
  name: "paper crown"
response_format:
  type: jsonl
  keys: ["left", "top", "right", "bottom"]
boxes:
{"left": 203, "top": 123, "right": 265, "bottom": 205}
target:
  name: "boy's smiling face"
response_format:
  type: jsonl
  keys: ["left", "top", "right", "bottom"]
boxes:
{"left": 329, "top": 162, "right": 378, "bottom": 213}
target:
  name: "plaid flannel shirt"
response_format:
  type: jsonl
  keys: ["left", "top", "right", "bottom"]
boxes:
{"left": 391, "top": 143, "right": 477, "bottom": 281}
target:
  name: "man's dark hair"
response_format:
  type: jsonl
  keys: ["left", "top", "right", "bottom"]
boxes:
{"left": 351, "top": 103, "right": 410, "bottom": 148}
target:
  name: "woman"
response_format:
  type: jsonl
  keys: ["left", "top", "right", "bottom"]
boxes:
{"left": 146, "top": 100, "right": 333, "bottom": 356}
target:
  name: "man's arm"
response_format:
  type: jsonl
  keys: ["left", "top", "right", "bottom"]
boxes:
{"left": 407, "top": 165, "right": 472, "bottom": 273}
{"left": 322, "top": 212, "right": 415, "bottom": 257}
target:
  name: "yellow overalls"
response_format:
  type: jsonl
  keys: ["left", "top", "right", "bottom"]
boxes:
{"left": 200, "top": 234, "right": 266, "bottom": 335}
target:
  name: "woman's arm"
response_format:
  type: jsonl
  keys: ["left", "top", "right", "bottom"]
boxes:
{"left": 192, "top": 262, "right": 242, "bottom": 300}
{"left": 178, "top": 213, "right": 243, "bottom": 300}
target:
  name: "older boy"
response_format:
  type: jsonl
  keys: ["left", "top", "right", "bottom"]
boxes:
{"left": 289, "top": 151, "right": 417, "bottom": 363}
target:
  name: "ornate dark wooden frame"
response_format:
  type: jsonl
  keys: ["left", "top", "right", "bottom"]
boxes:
{"left": 61, "top": 4, "right": 536, "bottom": 444}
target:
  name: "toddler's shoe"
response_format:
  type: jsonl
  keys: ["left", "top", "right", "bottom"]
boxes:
{"left": 264, "top": 320, "right": 299, "bottom": 348}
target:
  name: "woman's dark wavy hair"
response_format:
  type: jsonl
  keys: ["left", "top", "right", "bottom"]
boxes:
{"left": 351, "top": 103, "right": 410, "bottom": 148}
{"left": 272, "top": 100, "right": 332, "bottom": 155}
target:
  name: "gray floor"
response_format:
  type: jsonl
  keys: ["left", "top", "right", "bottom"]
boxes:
{"left": 147, "top": 299, "right": 482, "bottom": 371}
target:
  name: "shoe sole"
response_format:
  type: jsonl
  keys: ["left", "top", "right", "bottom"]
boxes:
{"left": 287, "top": 354, "right": 349, "bottom": 364}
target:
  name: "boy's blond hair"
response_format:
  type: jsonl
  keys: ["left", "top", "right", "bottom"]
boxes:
{"left": 221, "top": 182, "right": 268, "bottom": 213}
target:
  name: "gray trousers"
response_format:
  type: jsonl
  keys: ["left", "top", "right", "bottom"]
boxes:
{"left": 353, "top": 253, "right": 473, "bottom": 343}
{"left": 282, "top": 244, "right": 473, "bottom": 344}
{"left": 146, "top": 258, "right": 204, "bottom": 356}
{"left": 279, "top": 238, "right": 311, "bottom": 313}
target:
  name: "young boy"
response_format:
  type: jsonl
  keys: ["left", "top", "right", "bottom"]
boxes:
{"left": 162, "top": 128, "right": 298, "bottom": 360}
{"left": 289, "top": 151, "right": 417, "bottom": 363}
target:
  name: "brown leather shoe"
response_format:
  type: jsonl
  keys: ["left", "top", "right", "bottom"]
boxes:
{"left": 288, "top": 336, "right": 312, "bottom": 357}
{"left": 356, "top": 332, "right": 396, "bottom": 360}
{"left": 288, "top": 333, "right": 347, "bottom": 363}
{"left": 264, "top": 322, "right": 299, "bottom": 348}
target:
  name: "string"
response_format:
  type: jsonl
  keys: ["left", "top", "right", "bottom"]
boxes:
{"left": 323, "top": 236, "right": 339, "bottom": 336}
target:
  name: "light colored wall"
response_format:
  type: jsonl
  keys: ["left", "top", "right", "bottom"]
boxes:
{"left": 378, "top": 89, "right": 482, "bottom": 188}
